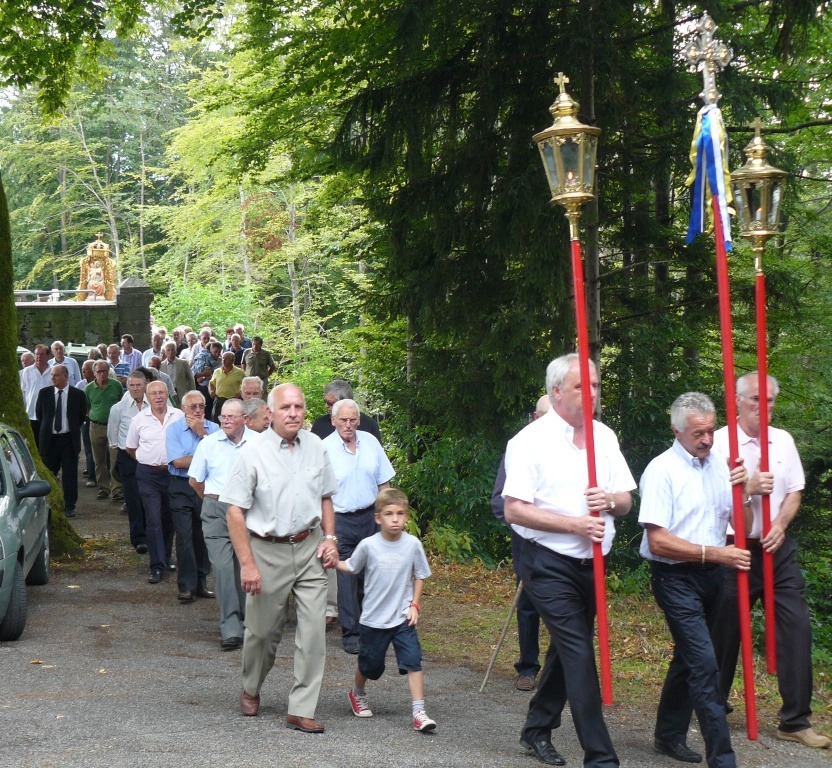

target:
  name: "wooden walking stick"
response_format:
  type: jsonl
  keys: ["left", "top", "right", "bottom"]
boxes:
{"left": 479, "top": 581, "right": 524, "bottom": 693}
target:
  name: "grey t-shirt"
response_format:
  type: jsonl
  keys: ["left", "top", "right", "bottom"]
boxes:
{"left": 344, "top": 532, "right": 431, "bottom": 629}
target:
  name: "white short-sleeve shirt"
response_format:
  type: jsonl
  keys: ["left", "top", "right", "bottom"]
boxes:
{"left": 503, "top": 408, "right": 636, "bottom": 558}
{"left": 638, "top": 440, "right": 733, "bottom": 563}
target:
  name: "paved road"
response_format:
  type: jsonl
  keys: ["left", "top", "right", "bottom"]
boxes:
{"left": 1, "top": 484, "right": 829, "bottom": 767}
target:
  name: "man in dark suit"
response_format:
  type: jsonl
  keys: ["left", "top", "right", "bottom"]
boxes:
{"left": 36, "top": 364, "right": 87, "bottom": 517}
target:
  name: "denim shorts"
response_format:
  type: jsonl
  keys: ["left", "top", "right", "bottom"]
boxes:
{"left": 358, "top": 621, "right": 423, "bottom": 680}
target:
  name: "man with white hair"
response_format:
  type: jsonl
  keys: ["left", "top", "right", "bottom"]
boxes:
{"left": 712, "top": 374, "right": 829, "bottom": 750}
{"left": 166, "top": 389, "right": 216, "bottom": 602}
{"left": 240, "top": 376, "right": 265, "bottom": 401}
{"left": 503, "top": 353, "right": 635, "bottom": 767}
{"left": 127, "top": 380, "right": 183, "bottom": 584}
{"left": 639, "top": 392, "right": 751, "bottom": 767}
{"left": 142, "top": 331, "right": 164, "bottom": 366}
{"left": 189, "top": 398, "right": 255, "bottom": 650}
{"left": 222, "top": 383, "right": 338, "bottom": 731}
{"left": 161, "top": 341, "right": 196, "bottom": 406}
{"left": 323, "top": 398, "right": 395, "bottom": 654}
{"left": 108, "top": 370, "right": 150, "bottom": 553}
{"left": 49, "top": 340, "right": 82, "bottom": 387}
{"left": 242, "top": 397, "right": 271, "bottom": 433}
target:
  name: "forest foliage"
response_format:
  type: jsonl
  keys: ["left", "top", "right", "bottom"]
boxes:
{"left": 2, "top": 0, "right": 832, "bottom": 630}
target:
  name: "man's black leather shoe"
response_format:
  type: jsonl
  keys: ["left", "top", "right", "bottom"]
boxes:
{"left": 195, "top": 585, "right": 215, "bottom": 598}
{"left": 148, "top": 569, "right": 164, "bottom": 584}
{"left": 520, "top": 738, "right": 566, "bottom": 766}
{"left": 178, "top": 590, "right": 194, "bottom": 603}
{"left": 654, "top": 739, "right": 703, "bottom": 763}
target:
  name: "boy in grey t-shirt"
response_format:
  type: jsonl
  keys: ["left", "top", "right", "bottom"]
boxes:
{"left": 336, "top": 488, "right": 435, "bottom": 732}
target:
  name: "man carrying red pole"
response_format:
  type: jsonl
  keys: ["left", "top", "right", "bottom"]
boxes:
{"left": 713, "top": 374, "right": 831, "bottom": 750}
{"left": 504, "top": 353, "right": 635, "bottom": 767}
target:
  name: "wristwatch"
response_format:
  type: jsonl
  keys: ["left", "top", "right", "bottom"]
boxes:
{"left": 323, "top": 534, "right": 338, "bottom": 543}
{"left": 607, "top": 494, "right": 615, "bottom": 512}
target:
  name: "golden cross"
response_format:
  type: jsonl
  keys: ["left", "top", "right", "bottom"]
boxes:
{"left": 685, "top": 13, "right": 732, "bottom": 106}
{"left": 555, "top": 72, "right": 570, "bottom": 94}
{"left": 750, "top": 116, "right": 764, "bottom": 138}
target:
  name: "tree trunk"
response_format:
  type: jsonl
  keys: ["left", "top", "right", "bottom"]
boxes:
{"left": 238, "top": 183, "right": 251, "bottom": 284}
{"left": 0, "top": 174, "right": 83, "bottom": 557}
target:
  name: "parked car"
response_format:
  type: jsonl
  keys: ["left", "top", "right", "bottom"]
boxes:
{"left": 64, "top": 342, "right": 100, "bottom": 367}
{"left": 0, "top": 423, "right": 52, "bottom": 641}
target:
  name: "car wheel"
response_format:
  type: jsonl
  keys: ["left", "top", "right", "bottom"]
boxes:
{"left": 0, "top": 561, "right": 28, "bottom": 641}
{"left": 26, "top": 526, "right": 50, "bottom": 586}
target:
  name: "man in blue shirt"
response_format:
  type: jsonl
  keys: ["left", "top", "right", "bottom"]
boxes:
{"left": 189, "top": 397, "right": 256, "bottom": 650}
{"left": 166, "top": 390, "right": 217, "bottom": 603}
{"left": 323, "top": 398, "right": 394, "bottom": 654}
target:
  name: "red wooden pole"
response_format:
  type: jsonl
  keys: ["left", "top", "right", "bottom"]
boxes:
{"left": 712, "top": 195, "right": 758, "bottom": 740}
{"left": 569, "top": 236, "right": 613, "bottom": 706}
{"left": 755, "top": 270, "right": 777, "bottom": 674}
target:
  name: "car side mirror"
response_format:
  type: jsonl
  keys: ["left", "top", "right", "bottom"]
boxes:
{"left": 16, "top": 479, "right": 52, "bottom": 500}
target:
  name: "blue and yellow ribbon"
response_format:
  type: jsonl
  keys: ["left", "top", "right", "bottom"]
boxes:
{"left": 686, "top": 105, "right": 733, "bottom": 251}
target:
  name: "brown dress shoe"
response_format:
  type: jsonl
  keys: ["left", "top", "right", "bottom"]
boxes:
{"left": 286, "top": 715, "right": 325, "bottom": 733}
{"left": 240, "top": 688, "right": 260, "bottom": 717}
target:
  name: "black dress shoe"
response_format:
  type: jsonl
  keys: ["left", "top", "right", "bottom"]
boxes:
{"left": 195, "top": 585, "right": 215, "bottom": 598}
{"left": 178, "top": 590, "right": 194, "bottom": 603}
{"left": 65, "top": 506, "right": 76, "bottom": 518}
{"left": 520, "top": 738, "right": 566, "bottom": 766}
{"left": 654, "top": 739, "right": 703, "bottom": 763}
{"left": 148, "top": 569, "right": 164, "bottom": 584}
{"left": 135, "top": 544, "right": 148, "bottom": 554}
{"left": 167, "top": 560, "right": 177, "bottom": 571}
{"left": 221, "top": 636, "right": 243, "bottom": 651}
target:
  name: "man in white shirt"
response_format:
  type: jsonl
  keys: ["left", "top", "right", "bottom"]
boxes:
{"left": 126, "top": 380, "right": 183, "bottom": 584}
{"left": 639, "top": 392, "right": 750, "bottom": 767}
{"left": 712, "top": 373, "right": 830, "bottom": 750}
{"left": 48, "top": 340, "right": 82, "bottom": 387}
{"left": 503, "top": 354, "right": 635, "bottom": 768}
{"left": 108, "top": 371, "right": 149, "bottom": 554}
{"left": 21, "top": 344, "right": 54, "bottom": 437}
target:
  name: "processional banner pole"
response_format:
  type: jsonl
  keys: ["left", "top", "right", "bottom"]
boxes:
{"left": 684, "top": 12, "right": 758, "bottom": 740}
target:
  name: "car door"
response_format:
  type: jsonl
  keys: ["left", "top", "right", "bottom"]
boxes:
{"left": 1, "top": 433, "right": 42, "bottom": 573}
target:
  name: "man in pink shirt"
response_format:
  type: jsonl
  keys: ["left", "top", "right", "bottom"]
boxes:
{"left": 712, "top": 372, "right": 830, "bottom": 750}
{"left": 126, "top": 380, "right": 183, "bottom": 584}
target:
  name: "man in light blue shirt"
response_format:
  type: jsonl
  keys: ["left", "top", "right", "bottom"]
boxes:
{"left": 323, "top": 398, "right": 394, "bottom": 654}
{"left": 189, "top": 397, "right": 255, "bottom": 650}
{"left": 166, "top": 390, "right": 218, "bottom": 603}
{"left": 639, "top": 392, "right": 750, "bottom": 768}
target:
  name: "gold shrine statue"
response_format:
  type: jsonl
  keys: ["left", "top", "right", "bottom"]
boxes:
{"left": 77, "top": 234, "right": 116, "bottom": 301}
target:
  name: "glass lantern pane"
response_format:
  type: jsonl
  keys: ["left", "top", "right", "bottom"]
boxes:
{"left": 748, "top": 184, "right": 762, "bottom": 223}
{"left": 561, "top": 139, "right": 580, "bottom": 185}
{"left": 539, "top": 142, "right": 560, "bottom": 193}
{"left": 768, "top": 183, "right": 782, "bottom": 227}
{"left": 582, "top": 138, "right": 597, "bottom": 189}
{"left": 732, "top": 183, "right": 747, "bottom": 225}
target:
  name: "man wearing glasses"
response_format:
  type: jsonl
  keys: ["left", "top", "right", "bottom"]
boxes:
{"left": 166, "top": 390, "right": 217, "bottom": 603}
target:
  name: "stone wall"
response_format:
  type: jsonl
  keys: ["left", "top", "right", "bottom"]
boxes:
{"left": 16, "top": 277, "right": 153, "bottom": 351}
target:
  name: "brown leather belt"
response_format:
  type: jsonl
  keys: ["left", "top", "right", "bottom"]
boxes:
{"left": 140, "top": 464, "right": 169, "bottom": 473}
{"left": 250, "top": 528, "right": 312, "bottom": 544}
{"left": 726, "top": 535, "right": 761, "bottom": 549}
{"left": 205, "top": 493, "right": 220, "bottom": 500}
